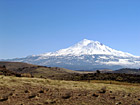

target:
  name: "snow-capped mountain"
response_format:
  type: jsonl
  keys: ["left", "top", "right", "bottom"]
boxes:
{"left": 4, "top": 39, "right": 140, "bottom": 70}
{"left": 40, "top": 39, "right": 133, "bottom": 57}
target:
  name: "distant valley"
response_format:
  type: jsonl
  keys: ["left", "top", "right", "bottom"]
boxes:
{"left": 1, "top": 61, "right": 140, "bottom": 82}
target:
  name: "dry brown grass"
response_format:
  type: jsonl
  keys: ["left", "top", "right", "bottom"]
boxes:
{"left": 0, "top": 75, "right": 140, "bottom": 105}
{"left": 0, "top": 75, "right": 140, "bottom": 93}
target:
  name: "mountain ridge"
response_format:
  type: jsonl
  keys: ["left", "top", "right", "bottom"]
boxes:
{"left": 39, "top": 39, "right": 135, "bottom": 57}
{"left": 2, "top": 39, "right": 140, "bottom": 70}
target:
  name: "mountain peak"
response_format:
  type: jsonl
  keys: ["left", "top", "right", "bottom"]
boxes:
{"left": 41, "top": 39, "right": 133, "bottom": 57}
{"left": 80, "top": 39, "right": 93, "bottom": 44}
{"left": 78, "top": 39, "right": 102, "bottom": 46}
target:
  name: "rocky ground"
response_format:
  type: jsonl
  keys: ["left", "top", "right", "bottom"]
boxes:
{"left": 0, "top": 75, "right": 140, "bottom": 105}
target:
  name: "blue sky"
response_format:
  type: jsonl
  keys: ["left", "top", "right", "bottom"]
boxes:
{"left": 0, "top": 0, "right": 140, "bottom": 59}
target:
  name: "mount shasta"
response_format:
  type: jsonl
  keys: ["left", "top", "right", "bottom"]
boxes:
{"left": 4, "top": 39, "right": 140, "bottom": 70}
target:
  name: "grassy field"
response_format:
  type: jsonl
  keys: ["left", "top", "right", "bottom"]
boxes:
{"left": 0, "top": 75, "right": 140, "bottom": 105}
{"left": 1, "top": 62, "right": 140, "bottom": 105}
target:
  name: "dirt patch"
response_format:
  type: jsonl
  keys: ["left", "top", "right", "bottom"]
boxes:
{"left": 0, "top": 85, "right": 140, "bottom": 105}
{"left": 0, "top": 76, "right": 140, "bottom": 105}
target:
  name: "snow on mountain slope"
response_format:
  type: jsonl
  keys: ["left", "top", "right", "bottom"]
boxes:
{"left": 40, "top": 39, "right": 134, "bottom": 57}
{"left": 4, "top": 39, "right": 140, "bottom": 70}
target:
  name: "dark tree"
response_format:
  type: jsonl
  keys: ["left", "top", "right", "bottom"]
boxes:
{"left": 3, "top": 65, "right": 6, "bottom": 68}
{"left": 96, "top": 70, "right": 100, "bottom": 74}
